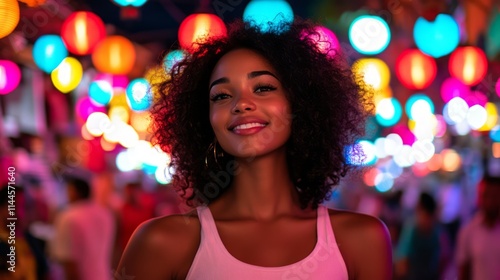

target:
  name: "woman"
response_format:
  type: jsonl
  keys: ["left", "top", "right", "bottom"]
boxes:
{"left": 118, "top": 19, "right": 392, "bottom": 279}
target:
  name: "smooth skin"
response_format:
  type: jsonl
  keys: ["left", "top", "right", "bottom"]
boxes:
{"left": 117, "top": 49, "right": 392, "bottom": 280}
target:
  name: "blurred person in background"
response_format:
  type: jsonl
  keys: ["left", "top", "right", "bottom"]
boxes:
{"left": 0, "top": 185, "right": 38, "bottom": 280}
{"left": 50, "top": 176, "right": 115, "bottom": 280}
{"left": 395, "top": 192, "right": 450, "bottom": 280}
{"left": 456, "top": 175, "right": 500, "bottom": 280}
{"left": 116, "top": 182, "right": 155, "bottom": 255}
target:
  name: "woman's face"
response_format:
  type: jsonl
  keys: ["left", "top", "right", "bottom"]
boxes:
{"left": 208, "top": 48, "right": 292, "bottom": 159}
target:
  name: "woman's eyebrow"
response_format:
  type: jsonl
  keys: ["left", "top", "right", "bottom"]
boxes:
{"left": 209, "top": 70, "right": 279, "bottom": 90}
{"left": 209, "top": 77, "right": 229, "bottom": 90}
{"left": 247, "top": 70, "right": 279, "bottom": 80}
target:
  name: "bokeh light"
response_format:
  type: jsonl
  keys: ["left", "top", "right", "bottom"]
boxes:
{"left": 126, "top": 78, "right": 152, "bottom": 111}
{"left": 449, "top": 46, "right": 488, "bottom": 86}
{"left": 441, "top": 149, "right": 461, "bottom": 172}
{"left": 405, "top": 94, "right": 434, "bottom": 121}
{"left": 413, "top": 14, "right": 459, "bottom": 58}
{"left": 243, "top": 0, "right": 294, "bottom": 33}
{"left": 0, "top": 60, "right": 21, "bottom": 95}
{"left": 33, "top": 35, "right": 68, "bottom": 73}
{"left": 375, "top": 97, "right": 402, "bottom": 127}
{"left": 178, "top": 13, "right": 227, "bottom": 51}
{"left": 89, "top": 81, "right": 113, "bottom": 106}
{"left": 396, "top": 49, "right": 437, "bottom": 90}
{"left": 92, "top": 36, "right": 136, "bottom": 75}
{"left": 51, "top": 57, "right": 83, "bottom": 93}
{"left": 61, "top": 11, "right": 106, "bottom": 55}
{"left": 0, "top": 0, "right": 20, "bottom": 39}
{"left": 440, "top": 77, "right": 470, "bottom": 103}
{"left": 349, "top": 15, "right": 391, "bottom": 55}
{"left": 163, "top": 49, "right": 187, "bottom": 73}
{"left": 353, "top": 58, "right": 390, "bottom": 91}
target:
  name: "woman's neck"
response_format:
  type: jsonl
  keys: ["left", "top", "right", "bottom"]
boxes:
{"left": 216, "top": 148, "right": 301, "bottom": 221}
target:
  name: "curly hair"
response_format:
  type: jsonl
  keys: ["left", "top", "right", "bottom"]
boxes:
{"left": 151, "top": 18, "right": 371, "bottom": 208}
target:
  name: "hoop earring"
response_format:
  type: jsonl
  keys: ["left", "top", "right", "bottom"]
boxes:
{"left": 205, "top": 139, "right": 224, "bottom": 169}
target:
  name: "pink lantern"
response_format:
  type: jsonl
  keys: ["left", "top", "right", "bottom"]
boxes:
{"left": 0, "top": 60, "right": 21, "bottom": 95}
{"left": 496, "top": 78, "right": 500, "bottom": 98}
{"left": 440, "top": 77, "right": 470, "bottom": 103}
{"left": 94, "top": 73, "right": 129, "bottom": 90}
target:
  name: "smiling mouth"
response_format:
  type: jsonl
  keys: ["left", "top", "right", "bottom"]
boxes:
{"left": 231, "top": 122, "right": 267, "bottom": 131}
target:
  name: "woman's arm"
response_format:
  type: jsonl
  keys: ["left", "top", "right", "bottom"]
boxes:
{"left": 330, "top": 210, "right": 393, "bottom": 280}
{"left": 116, "top": 214, "right": 200, "bottom": 280}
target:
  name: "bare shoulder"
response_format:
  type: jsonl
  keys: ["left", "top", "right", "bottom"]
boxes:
{"left": 117, "top": 211, "right": 201, "bottom": 280}
{"left": 327, "top": 208, "right": 393, "bottom": 280}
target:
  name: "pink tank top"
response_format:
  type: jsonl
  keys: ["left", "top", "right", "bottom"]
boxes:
{"left": 186, "top": 205, "right": 348, "bottom": 279}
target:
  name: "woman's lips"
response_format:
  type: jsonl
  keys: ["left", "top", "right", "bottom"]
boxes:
{"left": 231, "top": 122, "right": 267, "bottom": 135}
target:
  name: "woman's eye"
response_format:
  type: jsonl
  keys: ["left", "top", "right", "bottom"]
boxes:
{"left": 210, "top": 93, "right": 231, "bottom": 101}
{"left": 255, "top": 85, "right": 277, "bottom": 93}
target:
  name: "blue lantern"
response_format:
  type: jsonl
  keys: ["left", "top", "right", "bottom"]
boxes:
{"left": 413, "top": 14, "right": 459, "bottom": 58}
{"left": 405, "top": 94, "right": 435, "bottom": 120}
{"left": 33, "top": 35, "right": 68, "bottom": 73}
{"left": 126, "top": 78, "right": 152, "bottom": 111}
{"left": 163, "top": 49, "right": 187, "bottom": 73}
{"left": 243, "top": 0, "right": 294, "bottom": 33}
{"left": 112, "top": 0, "right": 148, "bottom": 7}
{"left": 89, "top": 81, "right": 113, "bottom": 106}
{"left": 349, "top": 15, "right": 391, "bottom": 55}
{"left": 375, "top": 97, "right": 402, "bottom": 127}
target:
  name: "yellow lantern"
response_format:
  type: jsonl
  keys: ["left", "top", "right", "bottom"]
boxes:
{"left": 51, "top": 57, "right": 83, "bottom": 93}
{"left": 352, "top": 58, "right": 391, "bottom": 91}
{"left": 92, "top": 36, "right": 136, "bottom": 75}
{"left": 478, "top": 102, "right": 498, "bottom": 131}
{"left": 0, "top": 0, "right": 20, "bottom": 39}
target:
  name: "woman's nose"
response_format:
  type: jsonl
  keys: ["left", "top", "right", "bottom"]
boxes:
{"left": 231, "top": 94, "right": 256, "bottom": 113}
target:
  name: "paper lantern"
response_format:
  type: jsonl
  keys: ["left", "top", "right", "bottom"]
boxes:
{"left": 0, "top": 0, "right": 20, "bottom": 39}
{"left": 375, "top": 97, "right": 402, "bottom": 127}
{"left": 51, "top": 57, "right": 83, "bottom": 93}
{"left": 61, "top": 11, "right": 106, "bottom": 55}
{"left": 303, "top": 26, "right": 340, "bottom": 57}
{"left": 18, "top": 0, "right": 46, "bottom": 7}
{"left": 414, "top": 14, "right": 459, "bottom": 58}
{"left": 352, "top": 58, "right": 391, "bottom": 91}
{"left": 449, "top": 46, "right": 488, "bottom": 86}
{"left": 163, "top": 49, "right": 187, "bottom": 72}
{"left": 33, "top": 35, "right": 68, "bottom": 73}
{"left": 440, "top": 77, "right": 470, "bottom": 103}
{"left": 92, "top": 36, "right": 136, "bottom": 75}
{"left": 112, "top": 0, "right": 147, "bottom": 7}
{"left": 126, "top": 78, "right": 152, "bottom": 111}
{"left": 0, "top": 60, "right": 21, "bottom": 95}
{"left": 396, "top": 49, "right": 437, "bottom": 90}
{"left": 243, "top": 0, "right": 294, "bottom": 33}
{"left": 178, "top": 13, "right": 226, "bottom": 51}
{"left": 349, "top": 15, "right": 391, "bottom": 55}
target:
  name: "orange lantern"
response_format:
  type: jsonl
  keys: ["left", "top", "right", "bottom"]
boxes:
{"left": 92, "top": 36, "right": 136, "bottom": 75}
{"left": 178, "top": 13, "right": 227, "bottom": 52}
{"left": 18, "top": 0, "right": 46, "bottom": 7}
{"left": 449, "top": 46, "right": 488, "bottom": 86}
{"left": 61, "top": 11, "right": 106, "bottom": 55}
{"left": 0, "top": 0, "right": 20, "bottom": 39}
{"left": 396, "top": 49, "right": 437, "bottom": 90}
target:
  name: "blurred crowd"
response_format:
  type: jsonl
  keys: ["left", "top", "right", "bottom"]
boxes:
{"left": 0, "top": 136, "right": 499, "bottom": 280}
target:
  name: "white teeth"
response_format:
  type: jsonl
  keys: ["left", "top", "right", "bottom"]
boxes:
{"left": 234, "top": 122, "right": 266, "bottom": 130}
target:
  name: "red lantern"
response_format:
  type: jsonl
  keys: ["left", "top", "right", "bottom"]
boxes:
{"left": 449, "top": 46, "right": 488, "bottom": 86}
{"left": 178, "top": 13, "right": 227, "bottom": 52}
{"left": 92, "top": 36, "right": 136, "bottom": 75}
{"left": 396, "top": 49, "right": 437, "bottom": 90}
{"left": 61, "top": 11, "right": 106, "bottom": 55}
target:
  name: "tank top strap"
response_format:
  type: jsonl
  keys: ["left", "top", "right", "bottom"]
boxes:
{"left": 196, "top": 206, "right": 220, "bottom": 244}
{"left": 317, "top": 205, "right": 337, "bottom": 246}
